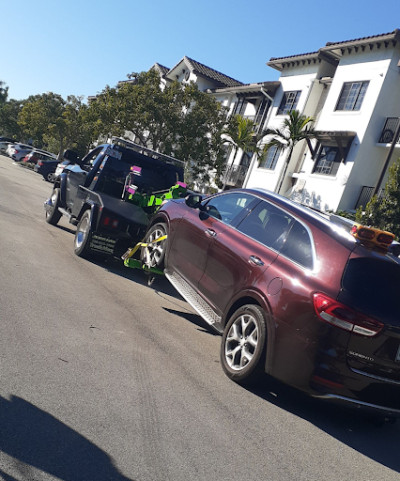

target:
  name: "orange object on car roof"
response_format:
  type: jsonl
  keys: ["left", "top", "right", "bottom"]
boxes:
{"left": 350, "top": 223, "right": 395, "bottom": 251}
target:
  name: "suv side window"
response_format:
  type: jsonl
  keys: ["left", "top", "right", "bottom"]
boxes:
{"left": 280, "top": 220, "right": 314, "bottom": 269}
{"left": 203, "top": 192, "right": 255, "bottom": 225}
{"left": 237, "top": 200, "right": 292, "bottom": 250}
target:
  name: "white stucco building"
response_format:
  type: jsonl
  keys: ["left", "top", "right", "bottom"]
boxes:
{"left": 244, "top": 29, "right": 400, "bottom": 212}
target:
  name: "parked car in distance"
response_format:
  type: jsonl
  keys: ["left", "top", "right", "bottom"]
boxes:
{"left": 24, "top": 149, "right": 57, "bottom": 165}
{"left": 53, "top": 159, "right": 70, "bottom": 179}
{"left": 34, "top": 157, "right": 62, "bottom": 182}
{"left": 7, "top": 143, "right": 33, "bottom": 161}
{"left": 141, "top": 187, "right": 400, "bottom": 417}
{"left": 0, "top": 141, "right": 14, "bottom": 153}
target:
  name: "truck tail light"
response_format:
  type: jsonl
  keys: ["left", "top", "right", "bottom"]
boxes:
{"left": 313, "top": 292, "right": 383, "bottom": 337}
{"left": 102, "top": 216, "right": 119, "bottom": 229}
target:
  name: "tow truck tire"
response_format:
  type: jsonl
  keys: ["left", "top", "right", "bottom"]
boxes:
{"left": 74, "top": 210, "right": 94, "bottom": 259}
{"left": 45, "top": 188, "right": 62, "bottom": 225}
{"left": 140, "top": 223, "right": 168, "bottom": 269}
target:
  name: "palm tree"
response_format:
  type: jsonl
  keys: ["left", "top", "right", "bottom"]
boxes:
{"left": 261, "top": 110, "right": 315, "bottom": 194}
{"left": 221, "top": 114, "right": 262, "bottom": 188}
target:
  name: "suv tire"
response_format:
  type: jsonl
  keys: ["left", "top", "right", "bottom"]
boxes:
{"left": 140, "top": 223, "right": 168, "bottom": 269}
{"left": 221, "top": 304, "right": 267, "bottom": 385}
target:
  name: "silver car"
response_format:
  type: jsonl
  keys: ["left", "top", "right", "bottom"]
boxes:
{"left": 7, "top": 143, "right": 33, "bottom": 161}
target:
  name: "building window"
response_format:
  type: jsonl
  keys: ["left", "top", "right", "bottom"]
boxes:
{"left": 233, "top": 97, "right": 246, "bottom": 116}
{"left": 222, "top": 143, "right": 233, "bottom": 161}
{"left": 255, "top": 97, "right": 269, "bottom": 128}
{"left": 259, "top": 145, "right": 280, "bottom": 170}
{"left": 335, "top": 81, "right": 369, "bottom": 111}
{"left": 277, "top": 91, "right": 301, "bottom": 115}
{"left": 313, "top": 146, "right": 340, "bottom": 176}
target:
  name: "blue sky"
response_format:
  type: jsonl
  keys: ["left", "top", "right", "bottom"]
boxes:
{"left": 2, "top": 0, "right": 399, "bottom": 101}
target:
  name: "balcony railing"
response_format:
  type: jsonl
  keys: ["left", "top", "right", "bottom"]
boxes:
{"left": 355, "top": 185, "right": 384, "bottom": 209}
{"left": 378, "top": 117, "right": 400, "bottom": 144}
{"left": 222, "top": 164, "right": 249, "bottom": 188}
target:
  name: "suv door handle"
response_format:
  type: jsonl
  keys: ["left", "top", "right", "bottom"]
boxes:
{"left": 205, "top": 229, "right": 217, "bottom": 237}
{"left": 249, "top": 255, "right": 264, "bottom": 266}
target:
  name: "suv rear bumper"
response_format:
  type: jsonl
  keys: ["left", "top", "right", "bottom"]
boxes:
{"left": 313, "top": 392, "right": 400, "bottom": 416}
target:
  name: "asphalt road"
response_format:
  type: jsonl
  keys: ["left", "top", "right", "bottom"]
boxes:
{"left": 0, "top": 154, "right": 399, "bottom": 481}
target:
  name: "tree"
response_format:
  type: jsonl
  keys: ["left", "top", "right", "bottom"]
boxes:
{"left": 222, "top": 114, "right": 261, "bottom": 161}
{"left": 18, "top": 93, "right": 97, "bottom": 157}
{"left": 356, "top": 157, "right": 400, "bottom": 238}
{"left": 86, "top": 85, "right": 124, "bottom": 142}
{"left": 173, "top": 83, "right": 229, "bottom": 188}
{"left": 0, "top": 81, "right": 8, "bottom": 105}
{"left": 262, "top": 110, "right": 315, "bottom": 194}
{"left": 62, "top": 96, "right": 97, "bottom": 157}
{"left": 116, "top": 70, "right": 185, "bottom": 150}
{"left": 18, "top": 93, "right": 66, "bottom": 151}
{"left": 0, "top": 99, "right": 24, "bottom": 139}
{"left": 91, "top": 70, "right": 230, "bottom": 189}
{"left": 220, "top": 114, "right": 264, "bottom": 189}
{"left": 0, "top": 81, "right": 21, "bottom": 139}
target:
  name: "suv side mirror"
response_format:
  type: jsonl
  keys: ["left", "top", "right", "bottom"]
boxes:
{"left": 185, "top": 194, "right": 203, "bottom": 209}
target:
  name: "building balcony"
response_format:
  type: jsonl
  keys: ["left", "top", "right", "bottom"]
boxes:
{"left": 222, "top": 164, "right": 249, "bottom": 188}
{"left": 378, "top": 117, "right": 400, "bottom": 144}
{"left": 355, "top": 185, "right": 384, "bottom": 209}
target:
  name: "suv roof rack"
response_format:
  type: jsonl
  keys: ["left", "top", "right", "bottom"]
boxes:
{"left": 110, "top": 137, "right": 185, "bottom": 167}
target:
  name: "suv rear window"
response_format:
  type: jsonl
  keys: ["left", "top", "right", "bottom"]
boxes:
{"left": 340, "top": 257, "right": 400, "bottom": 323}
{"left": 280, "top": 220, "right": 314, "bottom": 269}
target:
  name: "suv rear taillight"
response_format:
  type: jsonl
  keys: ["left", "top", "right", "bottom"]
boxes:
{"left": 313, "top": 293, "right": 383, "bottom": 337}
{"left": 38, "top": 161, "right": 43, "bottom": 166}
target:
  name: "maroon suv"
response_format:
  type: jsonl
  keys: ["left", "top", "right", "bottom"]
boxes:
{"left": 142, "top": 188, "right": 400, "bottom": 416}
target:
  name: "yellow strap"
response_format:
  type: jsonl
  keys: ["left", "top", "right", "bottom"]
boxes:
{"left": 123, "top": 235, "right": 167, "bottom": 260}
{"left": 140, "top": 235, "right": 167, "bottom": 247}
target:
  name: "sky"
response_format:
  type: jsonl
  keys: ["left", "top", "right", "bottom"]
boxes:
{"left": 1, "top": 0, "right": 400, "bottom": 101}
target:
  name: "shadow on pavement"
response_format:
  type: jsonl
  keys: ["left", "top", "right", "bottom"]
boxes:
{"left": 247, "top": 374, "right": 400, "bottom": 473}
{"left": 104, "top": 258, "right": 182, "bottom": 299}
{"left": 0, "top": 395, "right": 133, "bottom": 481}
{"left": 162, "top": 307, "right": 219, "bottom": 336}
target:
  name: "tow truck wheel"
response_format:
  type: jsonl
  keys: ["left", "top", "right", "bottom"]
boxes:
{"left": 74, "top": 210, "right": 93, "bottom": 259}
{"left": 45, "top": 188, "right": 62, "bottom": 225}
{"left": 140, "top": 223, "right": 167, "bottom": 269}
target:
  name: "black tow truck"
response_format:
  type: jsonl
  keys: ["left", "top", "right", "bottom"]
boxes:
{"left": 44, "top": 138, "right": 186, "bottom": 260}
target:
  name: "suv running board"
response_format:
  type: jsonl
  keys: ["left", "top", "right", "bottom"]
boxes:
{"left": 165, "top": 269, "right": 222, "bottom": 328}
